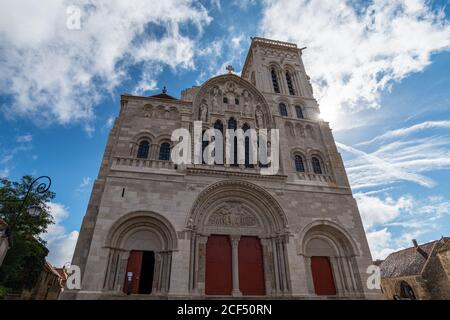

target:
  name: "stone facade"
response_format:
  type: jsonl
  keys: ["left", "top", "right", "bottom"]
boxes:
{"left": 65, "top": 37, "right": 378, "bottom": 299}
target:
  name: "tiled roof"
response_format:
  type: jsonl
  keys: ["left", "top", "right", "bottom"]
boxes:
{"left": 380, "top": 238, "right": 448, "bottom": 278}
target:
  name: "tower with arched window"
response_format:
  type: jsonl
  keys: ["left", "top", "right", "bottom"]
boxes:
{"left": 67, "top": 37, "right": 379, "bottom": 300}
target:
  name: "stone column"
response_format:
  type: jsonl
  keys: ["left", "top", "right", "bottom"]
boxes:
{"left": 196, "top": 235, "right": 208, "bottom": 295}
{"left": 230, "top": 235, "right": 242, "bottom": 297}
{"left": 271, "top": 238, "right": 280, "bottom": 295}
{"left": 330, "top": 256, "right": 345, "bottom": 296}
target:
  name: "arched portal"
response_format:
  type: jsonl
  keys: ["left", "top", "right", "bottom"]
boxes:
{"left": 103, "top": 211, "right": 177, "bottom": 295}
{"left": 299, "top": 221, "right": 363, "bottom": 297}
{"left": 186, "top": 180, "right": 290, "bottom": 297}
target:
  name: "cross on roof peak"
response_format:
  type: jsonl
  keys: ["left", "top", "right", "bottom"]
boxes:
{"left": 162, "top": 86, "right": 167, "bottom": 94}
{"left": 226, "top": 65, "right": 234, "bottom": 74}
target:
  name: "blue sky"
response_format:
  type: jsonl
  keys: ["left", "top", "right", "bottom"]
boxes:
{"left": 0, "top": 0, "right": 449, "bottom": 265}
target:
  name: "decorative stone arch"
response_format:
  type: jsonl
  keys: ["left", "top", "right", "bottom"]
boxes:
{"left": 130, "top": 131, "right": 156, "bottom": 158}
{"left": 282, "top": 64, "right": 299, "bottom": 96}
{"left": 186, "top": 180, "right": 288, "bottom": 234}
{"left": 305, "top": 124, "right": 316, "bottom": 140}
{"left": 103, "top": 211, "right": 177, "bottom": 294}
{"left": 285, "top": 121, "right": 295, "bottom": 137}
{"left": 297, "top": 220, "right": 363, "bottom": 297}
{"left": 295, "top": 123, "right": 305, "bottom": 137}
{"left": 307, "top": 149, "right": 329, "bottom": 174}
{"left": 153, "top": 104, "right": 168, "bottom": 119}
{"left": 168, "top": 106, "right": 180, "bottom": 120}
{"left": 397, "top": 280, "right": 416, "bottom": 300}
{"left": 290, "top": 147, "right": 307, "bottom": 172}
{"left": 142, "top": 103, "right": 154, "bottom": 118}
{"left": 186, "top": 180, "right": 291, "bottom": 296}
{"left": 192, "top": 74, "right": 274, "bottom": 128}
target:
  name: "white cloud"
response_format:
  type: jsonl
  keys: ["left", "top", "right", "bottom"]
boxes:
{"left": 366, "top": 228, "right": 397, "bottom": 260}
{"left": 355, "top": 193, "right": 413, "bottom": 229}
{"left": 260, "top": 0, "right": 450, "bottom": 127}
{"left": 42, "top": 202, "right": 79, "bottom": 267}
{"left": 0, "top": 0, "right": 211, "bottom": 128}
{"left": 232, "top": 0, "right": 256, "bottom": 10}
{"left": 356, "top": 192, "right": 449, "bottom": 259}
{"left": 76, "top": 176, "right": 92, "bottom": 193}
{"left": 16, "top": 134, "right": 33, "bottom": 143}
{"left": 0, "top": 167, "right": 10, "bottom": 178}
{"left": 356, "top": 120, "right": 450, "bottom": 146}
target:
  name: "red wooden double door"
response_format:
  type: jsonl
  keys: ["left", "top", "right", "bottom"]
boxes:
{"left": 205, "top": 235, "right": 265, "bottom": 296}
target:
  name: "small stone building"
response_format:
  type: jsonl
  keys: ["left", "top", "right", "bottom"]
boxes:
{"left": 21, "top": 261, "right": 67, "bottom": 300}
{"left": 379, "top": 237, "right": 450, "bottom": 300}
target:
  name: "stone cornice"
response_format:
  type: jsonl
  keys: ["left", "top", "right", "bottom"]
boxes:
{"left": 186, "top": 166, "right": 288, "bottom": 181}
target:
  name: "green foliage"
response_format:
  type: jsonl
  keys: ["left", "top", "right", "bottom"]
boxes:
{"left": 0, "top": 175, "right": 55, "bottom": 239}
{"left": 0, "top": 175, "right": 55, "bottom": 291}
{"left": 0, "top": 285, "right": 7, "bottom": 299}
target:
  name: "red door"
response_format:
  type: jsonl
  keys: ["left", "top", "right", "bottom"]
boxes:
{"left": 205, "top": 235, "right": 232, "bottom": 295}
{"left": 238, "top": 236, "right": 265, "bottom": 295}
{"left": 311, "top": 256, "right": 336, "bottom": 295}
{"left": 123, "top": 251, "right": 143, "bottom": 294}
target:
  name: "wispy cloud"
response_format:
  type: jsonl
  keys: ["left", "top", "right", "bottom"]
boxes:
{"left": 337, "top": 140, "right": 443, "bottom": 189}
{"left": 356, "top": 120, "right": 450, "bottom": 146}
{"left": 76, "top": 176, "right": 92, "bottom": 193}
{"left": 16, "top": 134, "right": 33, "bottom": 143}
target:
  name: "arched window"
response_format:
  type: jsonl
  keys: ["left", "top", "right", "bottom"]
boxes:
{"left": 286, "top": 71, "right": 295, "bottom": 95}
{"left": 214, "top": 120, "right": 224, "bottom": 165}
{"left": 294, "top": 155, "right": 305, "bottom": 172}
{"left": 235, "top": 98, "right": 239, "bottom": 105}
{"left": 243, "top": 123, "right": 253, "bottom": 168}
{"left": 228, "top": 118, "right": 238, "bottom": 166}
{"left": 400, "top": 281, "right": 416, "bottom": 300}
{"left": 137, "top": 140, "right": 150, "bottom": 159}
{"left": 159, "top": 142, "right": 171, "bottom": 161}
{"left": 223, "top": 97, "right": 228, "bottom": 104}
{"left": 271, "top": 68, "right": 280, "bottom": 93}
{"left": 312, "top": 156, "right": 323, "bottom": 174}
{"left": 279, "top": 103, "right": 288, "bottom": 116}
{"left": 295, "top": 105, "right": 304, "bottom": 119}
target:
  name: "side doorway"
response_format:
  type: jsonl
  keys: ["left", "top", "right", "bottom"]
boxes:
{"left": 123, "top": 250, "right": 155, "bottom": 294}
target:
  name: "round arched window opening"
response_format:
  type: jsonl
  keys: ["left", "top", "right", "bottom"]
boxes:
{"left": 399, "top": 281, "right": 416, "bottom": 300}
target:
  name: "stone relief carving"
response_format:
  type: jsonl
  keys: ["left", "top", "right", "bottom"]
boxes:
{"left": 207, "top": 202, "right": 258, "bottom": 227}
{"left": 255, "top": 107, "right": 264, "bottom": 128}
{"left": 199, "top": 101, "right": 208, "bottom": 122}
{"left": 210, "top": 86, "right": 221, "bottom": 113}
{"left": 242, "top": 90, "right": 252, "bottom": 116}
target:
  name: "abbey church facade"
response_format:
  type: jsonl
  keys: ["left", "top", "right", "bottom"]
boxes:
{"left": 67, "top": 37, "right": 377, "bottom": 299}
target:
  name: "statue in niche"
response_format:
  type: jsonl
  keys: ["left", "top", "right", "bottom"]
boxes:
{"left": 242, "top": 90, "right": 252, "bottom": 116}
{"left": 211, "top": 87, "right": 220, "bottom": 112}
{"left": 199, "top": 102, "right": 208, "bottom": 122}
{"left": 255, "top": 108, "right": 264, "bottom": 128}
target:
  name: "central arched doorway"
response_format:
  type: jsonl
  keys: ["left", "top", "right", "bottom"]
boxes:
{"left": 186, "top": 180, "right": 290, "bottom": 297}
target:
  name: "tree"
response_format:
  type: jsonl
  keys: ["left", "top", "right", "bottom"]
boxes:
{"left": 0, "top": 175, "right": 55, "bottom": 292}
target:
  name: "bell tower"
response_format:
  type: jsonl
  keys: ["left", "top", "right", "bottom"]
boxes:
{"left": 241, "top": 37, "right": 320, "bottom": 121}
